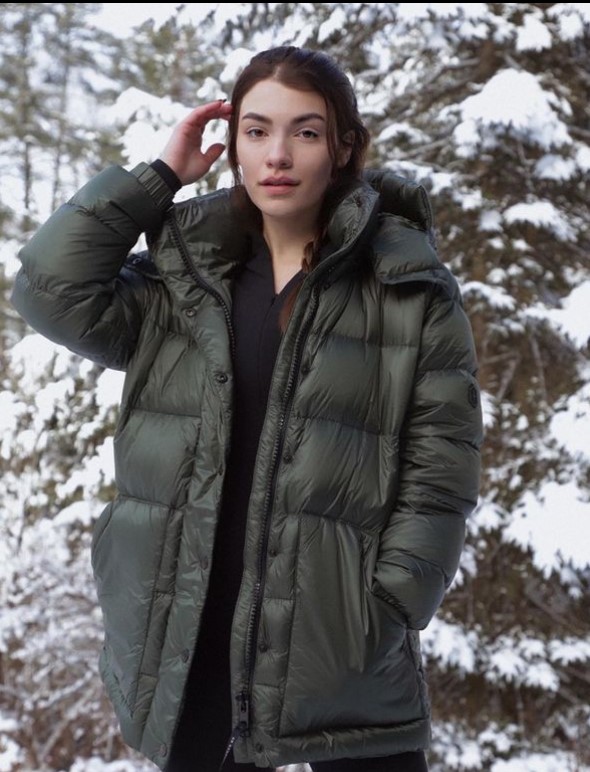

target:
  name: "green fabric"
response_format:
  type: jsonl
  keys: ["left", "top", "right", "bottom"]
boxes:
{"left": 11, "top": 163, "right": 483, "bottom": 768}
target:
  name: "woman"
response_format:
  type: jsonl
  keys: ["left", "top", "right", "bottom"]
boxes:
{"left": 11, "top": 47, "right": 482, "bottom": 772}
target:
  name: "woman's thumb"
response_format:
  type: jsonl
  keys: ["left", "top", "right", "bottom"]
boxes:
{"left": 203, "top": 143, "right": 226, "bottom": 167}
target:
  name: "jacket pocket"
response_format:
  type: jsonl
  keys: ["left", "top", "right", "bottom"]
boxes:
{"left": 278, "top": 518, "right": 423, "bottom": 738}
{"left": 91, "top": 496, "right": 182, "bottom": 714}
{"left": 360, "top": 531, "right": 409, "bottom": 629}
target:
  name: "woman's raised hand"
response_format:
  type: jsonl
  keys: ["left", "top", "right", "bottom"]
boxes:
{"left": 158, "top": 100, "right": 233, "bottom": 186}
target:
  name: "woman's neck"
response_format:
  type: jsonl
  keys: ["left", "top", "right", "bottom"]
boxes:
{"left": 262, "top": 217, "right": 317, "bottom": 294}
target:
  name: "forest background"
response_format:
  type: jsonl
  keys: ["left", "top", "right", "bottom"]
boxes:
{"left": 0, "top": 3, "right": 589, "bottom": 771}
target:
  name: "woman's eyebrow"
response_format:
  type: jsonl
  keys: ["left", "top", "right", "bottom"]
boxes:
{"left": 241, "top": 111, "right": 326, "bottom": 124}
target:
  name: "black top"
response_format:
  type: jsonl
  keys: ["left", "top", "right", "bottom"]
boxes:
{"left": 208, "top": 236, "right": 304, "bottom": 610}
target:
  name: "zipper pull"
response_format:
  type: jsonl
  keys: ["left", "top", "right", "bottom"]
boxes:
{"left": 237, "top": 691, "right": 250, "bottom": 736}
{"left": 219, "top": 727, "right": 238, "bottom": 771}
{"left": 218, "top": 692, "right": 251, "bottom": 771}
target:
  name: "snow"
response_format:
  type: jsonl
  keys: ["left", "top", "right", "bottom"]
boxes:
{"left": 516, "top": 12, "right": 552, "bottom": 51}
{"left": 396, "top": 3, "right": 488, "bottom": 22}
{"left": 549, "top": 3, "right": 590, "bottom": 40}
{"left": 479, "top": 390, "right": 497, "bottom": 430}
{"left": 0, "top": 734, "right": 24, "bottom": 772}
{"left": 528, "top": 281, "right": 590, "bottom": 348}
{"left": 534, "top": 153, "right": 576, "bottom": 180}
{"left": 453, "top": 69, "right": 571, "bottom": 155}
{"left": 550, "top": 379, "right": 590, "bottom": 458}
{"left": 503, "top": 201, "right": 575, "bottom": 241}
{"left": 492, "top": 753, "right": 587, "bottom": 771}
{"left": 318, "top": 6, "right": 347, "bottom": 43}
{"left": 505, "top": 481, "right": 590, "bottom": 573}
{"left": 54, "top": 438, "right": 116, "bottom": 501}
{"left": 67, "top": 758, "right": 155, "bottom": 772}
{"left": 473, "top": 502, "right": 505, "bottom": 535}
{"left": 422, "top": 617, "right": 478, "bottom": 672}
{"left": 219, "top": 47, "right": 256, "bottom": 84}
{"left": 0, "top": 238, "right": 24, "bottom": 279}
{"left": 95, "top": 369, "right": 125, "bottom": 414}
{"left": 549, "top": 637, "right": 590, "bottom": 664}
{"left": 479, "top": 210, "right": 502, "bottom": 232}
{"left": 462, "top": 281, "right": 517, "bottom": 310}
{"left": 104, "top": 88, "right": 194, "bottom": 170}
{"left": 91, "top": 3, "right": 187, "bottom": 37}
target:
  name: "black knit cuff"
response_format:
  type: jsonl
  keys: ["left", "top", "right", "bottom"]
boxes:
{"left": 151, "top": 159, "right": 182, "bottom": 193}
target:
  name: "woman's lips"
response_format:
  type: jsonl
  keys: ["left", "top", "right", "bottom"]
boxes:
{"left": 260, "top": 176, "right": 299, "bottom": 186}
{"left": 259, "top": 177, "right": 299, "bottom": 195}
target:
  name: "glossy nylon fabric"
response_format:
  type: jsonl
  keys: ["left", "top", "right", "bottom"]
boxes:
{"left": 11, "top": 164, "right": 483, "bottom": 769}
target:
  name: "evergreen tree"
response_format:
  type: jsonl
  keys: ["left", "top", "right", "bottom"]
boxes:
{"left": 109, "top": 10, "right": 220, "bottom": 103}
{"left": 1, "top": 4, "right": 589, "bottom": 770}
{"left": 0, "top": 3, "right": 51, "bottom": 232}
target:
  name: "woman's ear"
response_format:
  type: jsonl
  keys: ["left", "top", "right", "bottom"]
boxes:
{"left": 336, "top": 131, "right": 354, "bottom": 168}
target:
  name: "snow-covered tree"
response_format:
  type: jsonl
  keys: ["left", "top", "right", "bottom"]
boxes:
{"left": 1, "top": 4, "right": 589, "bottom": 771}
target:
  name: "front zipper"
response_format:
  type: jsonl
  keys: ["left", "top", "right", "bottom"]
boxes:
{"left": 167, "top": 210, "right": 236, "bottom": 358}
{"left": 219, "top": 692, "right": 250, "bottom": 770}
{"left": 231, "top": 272, "right": 329, "bottom": 757}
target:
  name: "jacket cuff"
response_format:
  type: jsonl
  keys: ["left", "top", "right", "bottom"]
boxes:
{"left": 150, "top": 159, "right": 182, "bottom": 192}
{"left": 130, "top": 162, "right": 176, "bottom": 211}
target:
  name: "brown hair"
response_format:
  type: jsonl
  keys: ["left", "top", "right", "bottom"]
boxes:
{"left": 227, "top": 46, "right": 370, "bottom": 330}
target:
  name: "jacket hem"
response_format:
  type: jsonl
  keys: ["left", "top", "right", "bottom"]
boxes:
{"left": 234, "top": 719, "right": 431, "bottom": 768}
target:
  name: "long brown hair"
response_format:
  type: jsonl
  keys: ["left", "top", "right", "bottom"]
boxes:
{"left": 227, "top": 46, "right": 370, "bottom": 330}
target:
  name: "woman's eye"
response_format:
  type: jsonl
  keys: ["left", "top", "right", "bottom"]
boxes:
{"left": 298, "top": 129, "right": 319, "bottom": 139}
{"left": 246, "top": 127, "right": 265, "bottom": 138}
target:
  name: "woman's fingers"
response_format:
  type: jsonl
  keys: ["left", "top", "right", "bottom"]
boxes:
{"left": 202, "top": 143, "right": 227, "bottom": 167}
{"left": 183, "top": 100, "right": 233, "bottom": 134}
{"left": 158, "top": 101, "right": 233, "bottom": 185}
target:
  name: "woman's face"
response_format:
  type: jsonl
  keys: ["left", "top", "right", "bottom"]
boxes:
{"left": 235, "top": 79, "right": 336, "bottom": 232}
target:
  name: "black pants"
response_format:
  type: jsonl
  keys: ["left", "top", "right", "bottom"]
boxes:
{"left": 168, "top": 748, "right": 428, "bottom": 772}
{"left": 168, "top": 746, "right": 427, "bottom": 772}
{"left": 214, "top": 754, "right": 429, "bottom": 772}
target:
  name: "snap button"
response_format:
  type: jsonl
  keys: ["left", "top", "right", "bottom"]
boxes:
{"left": 268, "top": 547, "right": 278, "bottom": 558}
{"left": 215, "top": 372, "right": 228, "bottom": 383}
{"left": 159, "top": 743, "right": 168, "bottom": 756}
{"left": 258, "top": 642, "right": 269, "bottom": 653}
{"left": 300, "top": 363, "right": 310, "bottom": 375}
{"left": 180, "top": 648, "right": 190, "bottom": 663}
{"left": 184, "top": 307, "right": 196, "bottom": 317}
{"left": 201, "top": 557, "right": 209, "bottom": 570}
{"left": 131, "top": 256, "right": 142, "bottom": 265}
{"left": 217, "top": 465, "right": 224, "bottom": 476}
{"left": 255, "top": 743, "right": 264, "bottom": 753}
{"left": 283, "top": 452, "right": 293, "bottom": 463}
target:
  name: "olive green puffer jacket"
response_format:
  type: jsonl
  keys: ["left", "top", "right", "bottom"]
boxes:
{"left": 11, "top": 163, "right": 483, "bottom": 769}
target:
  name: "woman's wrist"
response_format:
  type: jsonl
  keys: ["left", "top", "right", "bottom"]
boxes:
{"left": 151, "top": 159, "right": 183, "bottom": 193}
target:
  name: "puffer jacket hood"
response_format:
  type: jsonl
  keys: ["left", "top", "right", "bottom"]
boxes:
{"left": 150, "top": 168, "right": 439, "bottom": 285}
{"left": 11, "top": 163, "right": 483, "bottom": 769}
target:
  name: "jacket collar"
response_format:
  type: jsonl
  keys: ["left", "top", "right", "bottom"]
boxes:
{"left": 151, "top": 170, "right": 445, "bottom": 295}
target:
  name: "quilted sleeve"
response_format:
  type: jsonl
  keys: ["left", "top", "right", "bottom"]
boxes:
{"left": 10, "top": 163, "right": 173, "bottom": 370}
{"left": 372, "top": 282, "right": 483, "bottom": 629}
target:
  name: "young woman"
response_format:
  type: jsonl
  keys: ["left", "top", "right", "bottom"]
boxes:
{"left": 11, "top": 47, "right": 482, "bottom": 772}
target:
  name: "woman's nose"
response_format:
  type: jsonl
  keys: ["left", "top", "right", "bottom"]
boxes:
{"left": 266, "top": 137, "right": 292, "bottom": 168}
